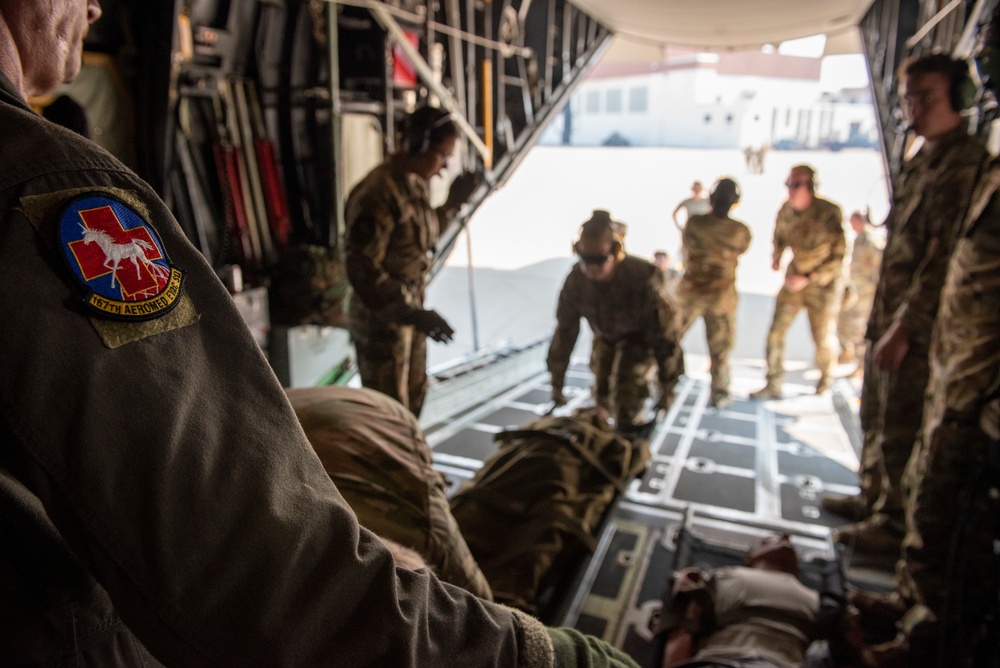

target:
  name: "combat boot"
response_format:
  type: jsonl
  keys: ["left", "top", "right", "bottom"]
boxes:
{"left": 821, "top": 492, "right": 868, "bottom": 521}
{"left": 834, "top": 515, "right": 904, "bottom": 555}
{"left": 749, "top": 384, "right": 782, "bottom": 400}
{"left": 815, "top": 373, "right": 832, "bottom": 394}
{"left": 709, "top": 392, "right": 731, "bottom": 409}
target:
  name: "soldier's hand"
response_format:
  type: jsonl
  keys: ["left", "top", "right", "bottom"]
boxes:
{"left": 407, "top": 309, "right": 455, "bottom": 343}
{"left": 445, "top": 170, "right": 483, "bottom": 210}
{"left": 784, "top": 273, "right": 809, "bottom": 293}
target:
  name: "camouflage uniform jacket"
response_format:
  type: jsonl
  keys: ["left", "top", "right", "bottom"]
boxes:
{"left": 680, "top": 212, "right": 752, "bottom": 293}
{"left": 848, "top": 228, "right": 883, "bottom": 289}
{"left": 771, "top": 196, "right": 845, "bottom": 286}
{"left": 867, "top": 128, "right": 988, "bottom": 346}
{"left": 929, "top": 157, "right": 1000, "bottom": 426}
{"left": 344, "top": 155, "right": 451, "bottom": 329}
{"left": 547, "top": 255, "right": 681, "bottom": 391}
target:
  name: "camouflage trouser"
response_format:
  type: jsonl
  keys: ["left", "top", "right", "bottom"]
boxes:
{"left": 866, "top": 344, "right": 930, "bottom": 528}
{"left": 351, "top": 323, "right": 428, "bottom": 417}
{"left": 677, "top": 290, "right": 736, "bottom": 397}
{"left": 590, "top": 337, "right": 655, "bottom": 426}
{"left": 857, "top": 347, "right": 884, "bottom": 512}
{"left": 896, "top": 420, "right": 999, "bottom": 657}
{"left": 837, "top": 283, "right": 875, "bottom": 360}
{"left": 763, "top": 281, "right": 839, "bottom": 387}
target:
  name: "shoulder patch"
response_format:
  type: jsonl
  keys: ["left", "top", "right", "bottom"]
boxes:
{"left": 57, "top": 192, "right": 184, "bottom": 321}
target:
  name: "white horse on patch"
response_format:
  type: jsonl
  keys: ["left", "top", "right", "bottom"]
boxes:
{"left": 80, "top": 223, "right": 169, "bottom": 294}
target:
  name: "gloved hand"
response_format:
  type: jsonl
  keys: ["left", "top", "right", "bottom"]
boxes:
{"left": 445, "top": 170, "right": 483, "bottom": 210}
{"left": 405, "top": 309, "right": 455, "bottom": 343}
{"left": 654, "top": 385, "right": 674, "bottom": 417}
{"left": 547, "top": 627, "right": 641, "bottom": 668}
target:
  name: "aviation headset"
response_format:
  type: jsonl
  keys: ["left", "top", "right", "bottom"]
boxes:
{"left": 709, "top": 177, "right": 741, "bottom": 209}
{"left": 904, "top": 53, "right": 976, "bottom": 112}
{"left": 402, "top": 106, "right": 455, "bottom": 156}
{"left": 574, "top": 210, "right": 626, "bottom": 263}
{"left": 949, "top": 59, "right": 977, "bottom": 111}
{"left": 787, "top": 165, "right": 817, "bottom": 194}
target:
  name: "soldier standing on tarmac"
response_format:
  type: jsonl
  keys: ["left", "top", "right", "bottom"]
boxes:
{"left": 823, "top": 55, "right": 989, "bottom": 558}
{"left": 674, "top": 177, "right": 751, "bottom": 409}
{"left": 548, "top": 210, "right": 684, "bottom": 430}
{"left": 750, "top": 165, "right": 845, "bottom": 399}
{"left": 836, "top": 210, "right": 883, "bottom": 371}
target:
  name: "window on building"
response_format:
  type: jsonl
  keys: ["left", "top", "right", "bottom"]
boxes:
{"left": 703, "top": 113, "right": 712, "bottom": 124}
{"left": 606, "top": 89, "right": 623, "bottom": 113}
{"left": 585, "top": 90, "right": 600, "bottom": 114}
{"left": 628, "top": 87, "right": 648, "bottom": 113}
{"left": 726, "top": 113, "right": 733, "bottom": 124}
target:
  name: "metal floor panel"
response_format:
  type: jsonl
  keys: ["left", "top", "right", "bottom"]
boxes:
{"left": 426, "top": 354, "right": 863, "bottom": 534}
{"left": 423, "top": 351, "right": 892, "bottom": 662}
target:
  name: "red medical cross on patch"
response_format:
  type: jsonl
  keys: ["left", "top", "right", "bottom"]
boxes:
{"left": 68, "top": 205, "right": 166, "bottom": 300}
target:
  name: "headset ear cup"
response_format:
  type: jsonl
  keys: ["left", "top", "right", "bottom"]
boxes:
{"left": 612, "top": 240, "right": 625, "bottom": 262}
{"left": 949, "top": 60, "right": 977, "bottom": 111}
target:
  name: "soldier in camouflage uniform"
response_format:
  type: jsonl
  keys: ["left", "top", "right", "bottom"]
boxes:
{"left": 857, "top": 156, "right": 1000, "bottom": 668}
{"left": 826, "top": 55, "right": 989, "bottom": 554}
{"left": 548, "top": 210, "right": 683, "bottom": 429}
{"left": 286, "top": 386, "right": 493, "bottom": 600}
{"left": 345, "top": 107, "right": 479, "bottom": 417}
{"left": 675, "top": 178, "right": 751, "bottom": 408}
{"left": 750, "top": 165, "right": 845, "bottom": 399}
{"left": 836, "top": 211, "right": 883, "bottom": 367}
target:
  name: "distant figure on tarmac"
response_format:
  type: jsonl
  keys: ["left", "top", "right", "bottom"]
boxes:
{"left": 674, "top": 178, "right": 751, "bottom": 409}
{"left": 672, "top": 181, "right": 711, "bottom": 231}
{"left": 836, "top": 211, "right": 883, "bottom": 371}
{"left": 653, "top": 249, "right": 681, "bottom": 292}
{"left": 548, "top": 210, "right": 684, "bottom": 430}
{"left": 751, "top": 165, "right": 845, "bottom": 400}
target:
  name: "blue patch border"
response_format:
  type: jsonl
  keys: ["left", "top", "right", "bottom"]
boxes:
{"left": 57, "top": 192, "right": 185, "bottom": 322}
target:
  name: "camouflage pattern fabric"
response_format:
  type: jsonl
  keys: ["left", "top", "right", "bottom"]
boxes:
{"left": 861, "top": 129, "right": 987, "bottom": 523}
{"left": 286, "top": 386, "right": 493, "bottom": 600}
{"left": 836, "top": 228, "right": 883, "bottom": 361}
{"left": 675, "top": 212, "right": 752, "bottom": 396}
{"left": 895, "top": 160, "right": 1000, "bottom": 655}
{"left": 269, "top": 244, "right": 350, "bottom": 327}
{"left": 450, "top": 410, "right": 649, "bottom": 614}
{"left": 763, "top": 197, "right": 845, "bottom": 388}
{"left": 344, "top": 154, "right": 453, "bottom": 415}
{"left": 547, "top": 255, "right": 683, "bottom": 425}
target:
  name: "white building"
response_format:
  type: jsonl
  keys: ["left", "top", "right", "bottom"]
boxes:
{"left": 543, "top": 47, "right": 877, "bottom": 150}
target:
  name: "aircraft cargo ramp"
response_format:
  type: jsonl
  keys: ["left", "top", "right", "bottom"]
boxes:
{"left": 421, "top": 345, "right": 891, "bottom": 663}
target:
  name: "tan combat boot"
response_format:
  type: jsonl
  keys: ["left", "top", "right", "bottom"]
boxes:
{"left": 749, "top": 384, "right": 782, "bottom": 400}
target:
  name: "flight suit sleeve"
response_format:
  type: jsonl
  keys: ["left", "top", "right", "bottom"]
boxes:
{"left": 344, "top": 183, "right": 416, "bottom": 322}
{"left": 548, "top": 275, "right": 581, "bottom": 394}
{"left": 0, "top": 169, "right": 546, "bottom": 666}
{"left": 808, "top": 204, "right": 846, "bottom": 286}
{"left": 893, "top": 159, "right": 982, "bottom": 342}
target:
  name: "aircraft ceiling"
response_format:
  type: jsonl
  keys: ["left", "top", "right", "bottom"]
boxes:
{"left": 568, "top": 0, "right": 874, "bottom": 54}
